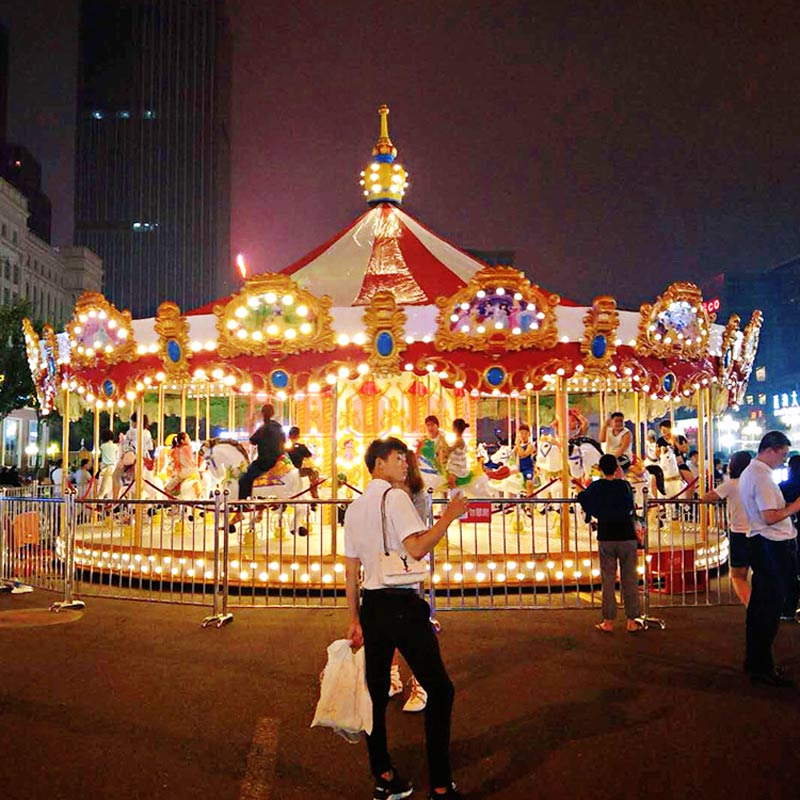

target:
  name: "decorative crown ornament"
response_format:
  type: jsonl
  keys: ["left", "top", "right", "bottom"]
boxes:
{"left": 359, "top": 105, "right": 409, "bottom": 205}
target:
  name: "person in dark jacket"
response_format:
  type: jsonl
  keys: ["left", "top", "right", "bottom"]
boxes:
{"left": 237, "top": 404, "right": 286, "bottom": 500}
{"left": 578, "top": 454, "right": 642, "bottom": 633}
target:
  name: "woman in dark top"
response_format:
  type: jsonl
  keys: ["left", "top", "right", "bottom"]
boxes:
{"left": 578, "top": 453, "right": 642, "bottom": 632}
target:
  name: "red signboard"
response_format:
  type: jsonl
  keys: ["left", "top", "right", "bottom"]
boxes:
{"left": 702, "top": 297, "right": 721, "bottom": 315}
{"left": 462, "top": 502, "right": 492, "bottom": 524}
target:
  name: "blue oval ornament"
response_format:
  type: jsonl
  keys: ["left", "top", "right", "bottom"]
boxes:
{"left": 271, "top": 370, "right": 289, "bottom": 389}
{"left": 376, "top": 331, "right": 394, "bottom": 357}
{"left": 167, "top": 339, "right": 181, "bottom": 363}
{"left": 103, "top": 379, "right": 114, "bottom": 398}
{"left": 662, "top": 373, "right": 675, "bottom": 392}
{"left": 591, "top": 334, "right": 607, "bottom": 359}
{"left": 486, "top": 366, "right": 506, "bottom": 387}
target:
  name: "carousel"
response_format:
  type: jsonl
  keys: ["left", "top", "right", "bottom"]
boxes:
{"left": 22, "top": 106, "right": 762, "bottom": 592}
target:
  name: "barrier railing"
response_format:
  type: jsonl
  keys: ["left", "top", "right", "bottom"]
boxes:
{"left": 0, "top": 491, "right": 737, "bottom": 619}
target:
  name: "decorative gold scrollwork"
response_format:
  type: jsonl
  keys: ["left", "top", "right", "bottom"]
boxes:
{"left": 718, "top": 313, "right": 741, "bottom": 388}
{"left": 215, "top": 274, "right": 334, "bottom": 359}
{"left": 362, "top": 290, "right": 407, "bottom": 376}
{"left": 635, "top": 282, "right": 712, "bottom": 361}
{"left": 730, "top": 310, "right": 763, "bottom": 403}
{"left": 154, "top": 302, "right": 191, "bottom": 381}
{"left": 434, "top": 266, "right": 559, "bottom": 353}
{"left": 580, "top": 296, "right": 619, "bottom": 373}
{"left": 66, "top": 292, "right": 137, "bottom": 367}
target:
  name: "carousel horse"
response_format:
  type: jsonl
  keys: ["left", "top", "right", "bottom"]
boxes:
{"left": 477, "top": 443, "right": 526, "bottom": 496}
{"left": 535, "top": 435, "right": 604, "bottom": 497}
{"left": 198, "top": 438, "right": 308, "bottom": 536}
{"left": 418, "top": 440, "right": 498, "bottom": 498}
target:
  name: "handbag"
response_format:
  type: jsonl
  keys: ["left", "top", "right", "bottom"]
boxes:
{"left": 379, "top": 488, "right": 428, "bottom": 586}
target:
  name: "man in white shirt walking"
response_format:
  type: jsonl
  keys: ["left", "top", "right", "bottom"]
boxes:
{"left": 739, "top": 431, "right": 800, "bottom": 687}
{"left": 345, "top": 437, "right": 467, "bottom": 800}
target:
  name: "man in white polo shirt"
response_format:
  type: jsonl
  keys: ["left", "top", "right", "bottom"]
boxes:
{"left": 345, "top": 437, "right": 467, "bottom": 800}
{"left": 739, "top": 430, "right": 800, "bottom": 687}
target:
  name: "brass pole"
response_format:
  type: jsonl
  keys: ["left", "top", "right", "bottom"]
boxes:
{"left": 134, "top": 393, "right": 145, "bottom": 547}
{"left": 195, "top": 393, "right": 200, "bottom": 442}
{"left": 555, "top": 377, "right": 570, "bottom": 552}
{"left": 633, "top": 390, "right": 641, "bottom": 458}
{"left": 228, "top": 389, "right": 235, "bottom": 434}
{"left": 696, "top": 388, "right": 707, "bottom": 542}
{"left": 705, "top": 386, "right": 715, "bottom": 487}
{"left": 180, "top": 385, "right": 187, "bottom": 434}
{"left": 507, "top": 396, "right": 512, "bottom": 447}
{"left": 157, "top": 384, "right": 164, "bottom": 451}
{"left": 92, "top": 402, "right": 100, "bottom": 499}
{"left": 61, "top": 385, "right": 70, "bottom": 497}
{"left": 205, "top": 384, "right": 211, "bottom": 440}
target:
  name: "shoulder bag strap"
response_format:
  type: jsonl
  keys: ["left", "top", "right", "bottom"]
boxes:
{"left": 380, "top": 487, "right": 392, "bottom": 555}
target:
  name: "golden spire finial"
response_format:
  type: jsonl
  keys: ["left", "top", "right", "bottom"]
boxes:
{"left": 359, "top": 105, "right": 409, "bottom": 206}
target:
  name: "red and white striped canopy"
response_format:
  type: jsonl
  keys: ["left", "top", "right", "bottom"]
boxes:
{"left": 281, "top": 204, "right": 485, "bottom": 306}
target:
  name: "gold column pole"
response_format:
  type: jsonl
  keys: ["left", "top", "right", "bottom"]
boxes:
{"left": 157, "top": 384, "right": 165, "bottom": 451}
{"left": 205, "top": 384, "right": 211, "bottom": 440}
{"left": 329, "top": 382, "right": 340, "bottom": 557}
{"left": 134, "top": 393, "right": 145, "bottom": 547}
{"left": 556, "top": 377, "right": 570, "bottom": 552}
{"left": 696, "top": 388, "right": 707, "bottom": 542}
{"left": 633, "top": 389, "right": 641, "bottom": 458}
{"left": 534, "top": 390, "right": 541, "bottom": 440}
{"left": 507, "top": 396, "right": 512, "bottom": 446}
{"left": 92, "top": 402, "right": 100, "bottom": 498}
{"left": 195, "top": 393, "right": 200, "bottom": 442}
{"left": 61, "top": 385, "right": 70, "bottom": 497}
{"left": 228, "top": 389, "right": 235, "bottom": 434}
{"left": 180, "top": 386, "right": 187, "bottom": 434}
{"left": 705, "top": 386, "right": 714, "bottom": 487}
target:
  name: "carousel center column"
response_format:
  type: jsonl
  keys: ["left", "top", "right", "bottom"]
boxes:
{"left": 555, "top": 376, "right": 571, "bottom": 553}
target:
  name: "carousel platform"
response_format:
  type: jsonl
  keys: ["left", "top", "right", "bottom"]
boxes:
{"left": 62, "top": 501, "right": 729, "bottom": 592}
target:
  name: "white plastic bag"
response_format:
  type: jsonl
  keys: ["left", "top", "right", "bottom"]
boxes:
{"left": 310, "top": 639, "right": 373, "bottom": 743}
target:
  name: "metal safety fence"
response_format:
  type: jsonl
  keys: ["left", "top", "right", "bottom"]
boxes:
{"left": 0, "top": 491, "right": 735, "bottom": 624}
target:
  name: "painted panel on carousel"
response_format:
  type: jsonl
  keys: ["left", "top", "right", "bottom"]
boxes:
{"left": 214, "top": 273, "right": 334, "bottom": 359}
{"left": 154, "top": 301, "right": 191, "bottom": 381}
{"left": 66, "top": 292, "right": 136, "bottom": 367}
{"left": 580, "top": 295, "right": 619, "bottom": 373}
{"left": 23, "top": 319, "right": 57, "bottom": 415}
{"left": 635, "top": 282, "right": 714, "bottom": 361}
{"left": 434, "top": 266, "right": 559, "bottom": 353}
{"left": 717, "top": 313, "right": 741, "bottom": 390}
{"left": 362, "top": 289, "right": 407, "bottom": 376}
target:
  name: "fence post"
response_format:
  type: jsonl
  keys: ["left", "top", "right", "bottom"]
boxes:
{"left": 50, "top": 493, "right": 86, "bottom": 612}
{"left": 635, "top": 487, "right": 665, "bottom": 631}
{"left": 202, "top": 490, "right": 233, "bottom": 628}
{"left": 0, "top": 493, "right": 8, "bottom": 588}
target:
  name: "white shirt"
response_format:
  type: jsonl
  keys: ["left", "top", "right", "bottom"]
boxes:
{"left": 605, "top": 428, "right": 632, "bottom": 460}
{"left": 344, "top": 478, "right": 426, "bottom": 590}
{"left": 714, "top": 478, "right": 748, "bottom": 534}
{"left": 739, "top": 459, "right": 796, "bottom": 541}
{"left": 100, "top": 441, "right": 118, "bottom": 468}
{"left": 121, "top": 426, "right": 154, "bottom": 455}
{"left": 50, "top": 467, "right": 63, "bottom": 497}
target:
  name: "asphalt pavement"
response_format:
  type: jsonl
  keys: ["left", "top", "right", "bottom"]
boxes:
{"left": 0, "top": 591, "right": 798, "bottom": 799}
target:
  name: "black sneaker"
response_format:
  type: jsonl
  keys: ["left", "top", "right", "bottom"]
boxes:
{"left": 428, "top": 783, "right": 464, "bottom": 800}
{"left": 373, "top": 771, "right": 413, "bottom": 800}
{"left": 749, "top": 670, "right": 796, "bottom": 688}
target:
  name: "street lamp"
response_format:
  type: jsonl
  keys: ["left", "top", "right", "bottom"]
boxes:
{"left": 718, "top": 414, "right": 739, "bottom": 454}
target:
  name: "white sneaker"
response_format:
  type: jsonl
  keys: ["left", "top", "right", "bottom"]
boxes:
{"left": 402, "top": 676, "right": 428, "bottom": 712}
{"left": 11, "top": 583, "right": 33, "bottom": 594}
{"left": 388, "top": 664, "right": 403, "bottom": 697}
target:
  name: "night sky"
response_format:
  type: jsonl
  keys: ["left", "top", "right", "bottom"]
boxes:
{"left": 4, "top": 0, "right": 800, "bottom": 307}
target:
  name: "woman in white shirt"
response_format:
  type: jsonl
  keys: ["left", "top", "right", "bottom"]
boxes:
{"left": 702, "top": 451, "right": 752, "bottom": 606}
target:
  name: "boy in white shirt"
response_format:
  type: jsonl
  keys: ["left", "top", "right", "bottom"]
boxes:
{"left": 345, "top": 437, "right": 467, "bottom": 800}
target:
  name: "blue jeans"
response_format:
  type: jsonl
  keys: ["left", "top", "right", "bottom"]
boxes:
{"left": 745, "top": 535, "right": 798, "bottom": 674}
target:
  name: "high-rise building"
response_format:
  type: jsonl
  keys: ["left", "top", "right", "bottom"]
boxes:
{"left": 74, "top": 0, "right": 231, "bottom": 319}
{"left": 1, "top": 144, "right": 52, "bottom": 243}
{"left": 0, "top": 22, "right": 8, "bottom": 146}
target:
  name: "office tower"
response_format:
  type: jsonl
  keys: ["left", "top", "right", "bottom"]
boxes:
{"left": 74, "top": 0, "right": 231, "bottom": 318}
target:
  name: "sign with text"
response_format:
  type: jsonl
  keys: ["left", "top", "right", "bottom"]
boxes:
{"left": 462, "top": 501, "right": 492, "bottom": 524}
{"left": 702, "top": 297, "right": 721, "bottom": 315}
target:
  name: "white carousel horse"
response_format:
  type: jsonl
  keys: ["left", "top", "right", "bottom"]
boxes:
{"left": 418, "top": 443, "right": 498, "bottom": 498}
{"left": 535, "top": 435, "right": 604, "bottom": 497}
{"left": 477, "top": 443, "right": 526, "bottom": 496}
{"left": 198, "top": 439, "right": 308, "bottom": 536}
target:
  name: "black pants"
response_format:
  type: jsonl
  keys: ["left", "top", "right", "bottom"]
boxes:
{"left": 360, "top": 589, "right": 454, "bottom": 788}
{"left": 237, "top": 458, "right": 274, "bottom": 500}
{"left": 745, "top": 535, "right": 798, "bottom": 674}
{"left": 782, "top": 537, "right": 800, "bottom": 618}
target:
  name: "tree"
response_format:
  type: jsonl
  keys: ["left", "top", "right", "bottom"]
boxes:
{"left": 0, "top": 300, "right": 37, "bottom": 423}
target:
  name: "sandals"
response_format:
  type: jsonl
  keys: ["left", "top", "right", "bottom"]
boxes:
{"left": 594, "top": 623, "right": 613, "bottom": 633}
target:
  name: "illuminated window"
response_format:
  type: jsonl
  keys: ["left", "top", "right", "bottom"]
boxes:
{"left": 758, "top": 394, "right": 767, "bottom": 406}
{"left": 143, "top": 109, "right": 157, "bottom": 119}
{"left": 91, "top": 111, "right": 103, "bottom": 120}
{"left": 132, "top": 222, "right": 159, "bottom": 232}
{"left": 745, "top": 395, "right": 754, "bottom": 405}
{"left": 755, "top": 366, "right": 766, "bottom": 382}
{"left": 116, "top": 111, "right": 131, "bottom": 119}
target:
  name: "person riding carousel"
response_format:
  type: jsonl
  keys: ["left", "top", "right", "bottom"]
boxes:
{"left": 600, "top": 411, "right": 633, "bottom": 471}
{"left": 164, "top": 432, "right": 198, "bottom": 497}
{"left": 237, "top": 403, "right": 286, "bottom": 502}
{"left": 112, "top": 412, "right": 154, "bottom": 498}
